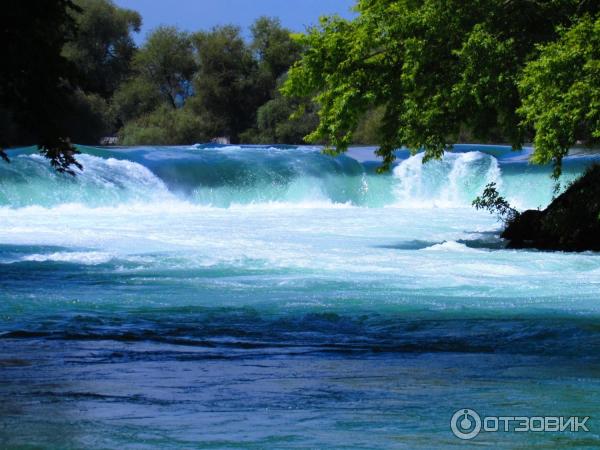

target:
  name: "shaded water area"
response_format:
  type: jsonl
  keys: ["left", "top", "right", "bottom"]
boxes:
{"left": 1, "top": 144, "right": 599, "bottom": 448}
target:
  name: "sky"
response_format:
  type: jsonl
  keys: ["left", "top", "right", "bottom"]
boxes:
{"left": 113, "top": 0, "right": 357, "bottom": 44}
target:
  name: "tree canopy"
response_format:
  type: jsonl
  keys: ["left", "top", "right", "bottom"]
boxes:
{"left": 0, "top": 2, "right": 347, "bottom": 164}
{"left": 190, "top": 25, "right": 257, "bottom": 141}
{"left": 519, "top": 14, "right": 600, "bottom": 177}
{"left": 132, "top": 27, "right": 196, "bottom": 109}
{"left": 1, "top": 0, "right": 82, "bottom": 173}
{"left": 116, "top": 17, "right": 306, "bottom": 145}
{"left": 1, "top": 0, "right": 143, "bottom": 171}
{"left": 5, "top": 0, "right": 597, "bottom": 176}
{"left": 283, "top": 0, "right": 600, "bottom": 173}
{"left": 63, "top": 0, "right": 141, "bottom": 99}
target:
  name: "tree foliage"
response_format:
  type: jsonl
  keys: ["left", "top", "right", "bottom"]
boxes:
{"left": 112, "top": 26, "right": 197, "bottom": 143}
{"left": 250, "top": 17, "right": 304, "bottom": 102}
{"left": 132, "top": 27, "right": 196, "bottom": 109}
{"left": 244, "top": 19, "right": 308, "bottom": 143}
{"left": 8, "top": 0, "right": 596, "bottom": 175}
{"left": 189, "top": 25, "right": 258, "bottom": 141}
{"left": 2, "top": 0, "right": 143, "bottom": 170}
{"left": 181, "top": 18, "right": 305, "bottom": 144}
{"left": 252, "top": 18, "right": 303, "bottom": 80}
{"left": 1, "top": 0, "right": 82, "bottom": 173}
{"left": 116, "top": 17, "right": 306, "bottom": 146}
{"left": 119, "top": 105, "right": 205, "bottom": 145}
{"left": 242, "top": 76, "right": 319, "bottom": 144}
{"left": 58, "top": 0, "right": 141, "bottom": 145}
{"left": 63, "top": 0, "right": 141, "bottom": 99}
{"left": 353, "top": 107, "right": 385, "bottom": 144}
{"left": 2, "top": 4, "right": 313, "bottom": 156}
{"left": 111, "top": 78, "right": 163, "bottom": 124}
{"left": 519, "top": 14, "right": 600, "bottom": 177}
{"left": 472, "top": 182, "right": 519, "bottom": 224}
{"left": 283, "top": 0, "right": 600, "bottom": 172}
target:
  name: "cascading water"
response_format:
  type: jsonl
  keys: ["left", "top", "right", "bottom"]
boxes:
{"left": 392, "top": 151, "right": 502, "bottom": 207}
{"left": 0, "top": 145, "right": 588, "bottom": 209}
{"left": 0, "top": 153, "right": 175, "bottom": 208}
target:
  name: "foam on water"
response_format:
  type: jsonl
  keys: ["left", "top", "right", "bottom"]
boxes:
{"left": 422, "top": 240, "right": 479, "bottom": 252}
{"left": 20, "top": 251, "right": 114, "bottom": 265}
{"left": 392, "top": 151, "right": 502, "bottom": 207}
{"left": 0, "top": 153, "right": 175, "bottom": 208}
{"left": 1, "top": 144, "right": 592, "bottom": 211}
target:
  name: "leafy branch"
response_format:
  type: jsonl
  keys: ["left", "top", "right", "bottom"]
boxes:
{"left": 472, "top": 182, "right": 519, "bottom": 224}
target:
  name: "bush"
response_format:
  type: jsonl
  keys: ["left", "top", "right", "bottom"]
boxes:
{"left": 119, "top": 106, "right": 208, "bottom": 145}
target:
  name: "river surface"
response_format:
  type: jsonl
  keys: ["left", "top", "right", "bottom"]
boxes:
{"left": 0, "top": 144, "right": 599, "bottom": 448}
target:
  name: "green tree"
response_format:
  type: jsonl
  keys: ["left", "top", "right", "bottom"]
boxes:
{"left": 252, "top": 17, "right": 303, "bottom": 80}
{"left": 240, "top": 18, "right": 307, "bottom": 142}
{"left": 62, "top": 90, "right": 113, "bottom": 144}
{"left": 117, "top": 18, "right": 306, "bottom": 146}
{"left": 111, "top": 78, "right": 163, "bottom": 124}
{"left": 1, "top": 0, "right": 82, "bottom": 173}
{"left": 63, "top": 0, "right": 141, "bottom": 99}
{"left": 112, "top": 26, "right": 196, "bottom": 142}
{"left": 190, "top": 25, "right": 257, "bottom": 141}
{"left": 56, "top": 0, "right": 142, "bottom": 144}
{"left": 250, "top": 17, "right": 303, "bottom": 101}
{"left": 283, "top": 0, "right": 599, "bottom": 172}
{"left": 243, "top": 85, "right": 319, "bottom": 144}
{"left": 519, "top": 15, "right": 600, "bottom": 177}
{"left": 131, "top": 26, "right": 196, "bottom": 109}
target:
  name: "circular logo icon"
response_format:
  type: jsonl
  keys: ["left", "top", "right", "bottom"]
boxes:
{"left": 451, "top": 408, "right": 481, "bottom": 440}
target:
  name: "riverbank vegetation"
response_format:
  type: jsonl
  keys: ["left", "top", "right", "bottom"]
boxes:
{"left": 1, "top": 0, "right": 323, "bottom": 168}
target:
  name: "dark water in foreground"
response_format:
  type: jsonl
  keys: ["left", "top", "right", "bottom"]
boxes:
{"left": 1, "top": 145, "right": 599, "bottom": 448}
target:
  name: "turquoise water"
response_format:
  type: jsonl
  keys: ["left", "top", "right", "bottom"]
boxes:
{"left": 0, "top": 144, "right": 599, "bottom": 448}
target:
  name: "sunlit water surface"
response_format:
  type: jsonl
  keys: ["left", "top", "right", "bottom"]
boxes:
{"left": 1, "top": 144, "right": 599, "bottom": 448}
